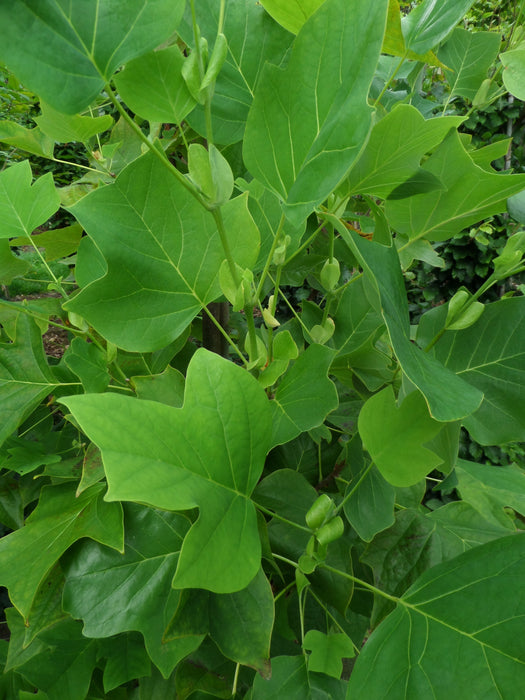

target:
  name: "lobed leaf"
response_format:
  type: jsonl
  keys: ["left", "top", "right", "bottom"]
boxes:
{"left": 61, "top": 349, "right": 272, "bottom": 594}
{"left": 66, "top": 152, "right": 259, "bottom": 351}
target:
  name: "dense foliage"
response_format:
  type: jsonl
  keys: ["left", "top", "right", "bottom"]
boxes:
{"left": 1, "top": 0, "right": 525, "bottom": 698}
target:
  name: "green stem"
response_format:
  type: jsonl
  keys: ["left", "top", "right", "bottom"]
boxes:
{"left": 374, "top": 54, "right": 407, "bottom": 106}
{"left": 104, "top": 84, "right": 207, "bottom": 208}
{"left": 232, "top": 663, "right": 240, "bottom": 697}
{"left": 25, "top": 237, "right": 67, "bottom": 299}
{"left": 320, "top": 563, "right": 399, "bottom": 603}
{"left": 212, "top": 208, "right": 240, "bottom": 286}
{"left": 266, "top": 264, "right": 282, "bottom": 362}
{"left": 244, "top": 304, "right": 259, "bottom": 363}
{"left": 283, "top": 220, "right": 325, "bottom": 268}
{"left": 308, "top": 588, "right": 359, "bottom": 652}
{"left": 255, "top": 503, "right": 312, "bottom": 534}
{"left": 274, "top": 580, "right": 295, "bottom": 603}
{"left": 272, "top": 553, "right": 300, "bottom": 568}
{"left": 255, "top": 214, "right": 286, "bottom": 300}
{"left": 202, "top": 304, "right": 247, "bottom": 366}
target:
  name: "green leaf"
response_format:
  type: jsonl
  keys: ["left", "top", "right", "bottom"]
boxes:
{"left": 258, "top": 0, "right": 326, "bottom": 34}
{"left": 252, "top": 655, "right": 347, "bottom": 699}
{"left": 331, "top": 276, "right": 384, "bottom": 356}
{"left": 99, "top": 633, "right": 151, "bottom": 693}
{"left": 179, "top": 0, "right": 293, "bottom": 144}
{"left": 348, "top": 534, "right": 525, "bottom": 698}
{"left": 244, "top": 0, "right": 388, "bottom": 225}
{"left": 455, "top": 459, "right": 525, "bottom": 528}
{"left": 385, "top": 130, "right": 525, "bottom": 242}
{"left": 63, "top": 338, "right": 110, "bottom": 393}
{"left": 76, "top": 443, "right": 104, "bottom": 496}
{"left": 132, "top": 365, "right": 185, "bottom": 408}
{"left": 438, "top": 28, "right": 501, "bottom": 101}
{"left": 114, "top": 45, "right": 196, "bottom": 124}
{"left": 23, "top": 565, "right": 68, "bottom": 647}
{"left": 508, "top": 190, "right": 525, "bottom": 224}
{"left": 402, "top": 0, "right": 477, "bottom": 56}
{"left": 62, "top": 503, "right": 200, "bottom": 679}
{"left": 0, "top": 482, "right": 123, "bottom": 621}
{"left": 0, "top": 239, "right": 31, "bottom": 284}
{"left": 0, "top": 120, "right": 54, "bottom": 158}
{"left": 0, "top": 0, "right": 186, "bottom": 114}
{"left": 10, "top": 223, "right": 83, "bottom": 262}
{"left": 0, "top": 314, "right": 59, "bottom": 449}
{"left": 359, "top": 387, "right": 443, "bottom": 487}
{"left": 303, "top": 630, "right": 355, "bottom": 678}
{"left": 382, "top": 0, "right": 443, "bottom": 66}
{"left": 34, "top": 103, "right": 113, "bottom": 143}
{"left": 0, "top": 161, "right": 60, "bottom": 239}
{"left": 6, "top": 610, "right": 98, "bottom": 700}
{"left": 501, "top": 48, "right": 525, "bottom": 100}
{"left": 362, "top": 504, "right": 512, "bottom": 627}
{"left": 167, "top": 569, "right": 274, "bottom": 677}
{"left": 270, "top": 344, "right": 338, "bottom": 448}
{"left": 419, "top": 297, "right": 525, "bottom": 444}
{"left": 348, "top": 105, "right": 462, "bottom": 199}
{"left": 61, "top": 349, "right": 272, "bottom": 593}
{"left": 343, "top": 464, "right": 395, "bottom": 542}
{"left": 65, "top": 153, "right": 259, "bottom": 351}
{"left": 331, "top": 219, "right": 483, "bottom": 421}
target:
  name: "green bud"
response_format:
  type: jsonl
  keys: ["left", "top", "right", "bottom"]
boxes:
{"left": 306, "top": 494, "right": 334, "bottom": 530}
{"left": 320, "top": 258, "right": 340, "bottom": 291}
{"left": 316, "top": 516, "right": 344, "bottom": 546}
{"left": 310, "top": 317, "right": 335, "bottom": 344}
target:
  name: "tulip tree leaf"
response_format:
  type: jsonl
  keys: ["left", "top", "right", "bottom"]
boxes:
{"left": 166, "top": 569, "right": 274, "bottom": 676}
{"left": 244, "top": 0, "right": 388, "bottom": 225}
{"left": 358, "top": 387, "right": 443, "bottom": 487}
{"left": 114, "top": 46, "right": 196, "bottom": 124}
{"left": 361, "top": 505, "right": 511, "bottom": 627}
{"left": 386, "top": 130, "right": 525, "bottom": 242}
{"left": 270, "top": 344, "right": 338, "bottom": 448}
{"left": 402, "top": 0, "right": 477, "bottom": 56}
{"left": 331, "top": 217, "right": 483, "bottom": 421}
{"left": 252, "top": 655, "right": 347, "bottom": 699}
{"left": 418, "top": 297, "right": 525, "bottom": 444}
{"left": 65, "top": 152, "right": 259, "bottom": 352}
{"left": 178, "top": 0, "right": 293, "bottom": 145}
{"left": 0, "top": 0, "right": 186, "bottom": 114}
{"left": 348, "top": 105, "right": 462, "bottom": 199}
{"left": 62, "top": 503, "right": 202, "bottom": 678}
{"left": 258, "top": 0, "right": 326, "bottom": 35}
{"left": 34, "top": 103, "right": 113, "bottom": 143}
{"left": 348, "top": 534, "right": 525, "bottom": 698}
{"left": 0, "top": 239, "right": 31, "bottom": 284}
{"left": 0, "top": 482, "right": 123, "bottom": 621}
{"left": 0, "top": 121, "right": 54, "bottom": 158}
{"left": 0, "top": 160, "right": 60, "bottom": 239}
{"left": 343, "top": 463, "right": 395, "bottom": 542}
{"left": 60, "top": 348, "right": 272, "bottom": 594}
{"left": 0, "top": 314, "right": 60, "bottom": 449}
{"left": 501, "top": 48, "right": 525, "bottom": 100}
{"left": 438, "top": 28, "right": 501, "bottom": 101}
{"left": 63, "top": 337, "right": 110, "bottom": 393}
{"left": 303, "top": 630, "right": 355, "bottom": 678}
{"left": 6, "top": 610, "right": 98, "bottom": 700}
{"left": 455, "top": 459, "right": 525, "bottom": 528}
